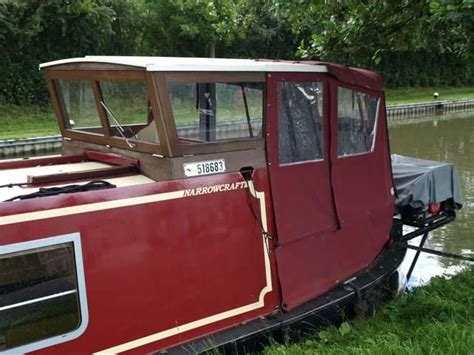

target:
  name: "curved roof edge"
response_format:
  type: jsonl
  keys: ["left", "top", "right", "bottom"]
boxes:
{"left": 319, "top": 61, "right": 384, "bottom": 92}
{"left": 40, "top": 56, "right": 328, "bottom": 73}
{"left": 256, "top": 59, "right": 384, "bottom": 91}
{"left": 40, "top": 56, "right": 383, "bottom": 91}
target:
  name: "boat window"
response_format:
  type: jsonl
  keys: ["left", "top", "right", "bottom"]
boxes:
{"left": 0, "top": 237, "right": 86, "bottom": 352}
{"left": 337, "top": 87, "right": 380, "bottom": 157}
{"left": 56, "top": 79, "right": 158, "bottom": 144}
{"left": 278, "top": 82, "right": 324, "bottom": 165}
{"left": 100, "top": 81, "right": 158, "bottom": 144}
{"left": 168, "top": 82, "right": 263, "bottom": 142}
{"left": 57, "top": 80, "right": 103, "bottom": 134}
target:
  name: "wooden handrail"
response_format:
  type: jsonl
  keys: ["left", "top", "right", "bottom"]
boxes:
{"left": 27, "top": 164, "right": 138, "bottom": 184}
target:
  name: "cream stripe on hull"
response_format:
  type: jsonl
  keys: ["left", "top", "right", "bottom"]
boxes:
{"left": 1, "top": 182, "right": 273, "bottom": 354}
{"left": 0, "top": 190, "right": 184, "bottom": 226}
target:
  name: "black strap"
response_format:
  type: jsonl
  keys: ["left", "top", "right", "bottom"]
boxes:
{"left": 4, "top": 180, "right": 116, "bottom": 202}
{"left": 241, "top": 174, "right": 279, "bottom": 253}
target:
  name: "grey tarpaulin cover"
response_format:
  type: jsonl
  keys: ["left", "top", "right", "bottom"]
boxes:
{"left": 391, "top": 154, "right": 462, "bottom": 209}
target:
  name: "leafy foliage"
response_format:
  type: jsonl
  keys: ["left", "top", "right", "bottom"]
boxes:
{"left": 275, "top": 0, "right": 473, "bottom": 87}
{"left": 0, "top": 0, "right": 141, "bottom": 104}
{"left": 140, "top": 0, "right": 296, "bottom": 58}
{"left": 429, "top": 0, "right": 474, "bottom": 60}
{"left": 0, "top": 0, "right": 472, "bottom": 105}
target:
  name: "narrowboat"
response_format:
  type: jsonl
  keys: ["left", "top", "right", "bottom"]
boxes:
{"left": 0, "top": 57, "right": 462, "bottom": 354}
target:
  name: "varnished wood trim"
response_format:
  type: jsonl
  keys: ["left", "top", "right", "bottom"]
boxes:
{"left": 181, "top": 139, "right": 265, "bottom": 155}
{"left": 46, "top": 78, "right": 68, "bottom": 133}
{"left": 47, "top": 70, "right": 146, "bottom": 81}
{"left": 62, "top": 139, "right": 172, "bottom": 182}
{"left": 147, "top": 99, "right": 154, "bottom": 124}
{"left": 27, "top": 165, "right": 138, "bottom": 184}
{"left": 92, "top": 81, "right": 111, "bottom": 136}
{"left": 62, "top": 130, "right": 163, "bottom": 155}
{"left": 84, "top": 150, "right": 138, "bottom": 167}
{"left": 43, "top": 63, "right": 144, "bottom": 71}
{"left": 170, "top": 148, "right": 267, "bottom": 179}
{"left": 144, "top": 73, "right": 170, "bottom": 156}
{"left": 150, "top": 73, "right": 181, "bottom": 157}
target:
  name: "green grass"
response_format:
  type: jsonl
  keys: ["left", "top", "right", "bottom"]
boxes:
{"left": 0, "top": 104, "right": 58, "bottom": 139}
{"left": 264, "top": 268, "right": 474, "bottom": 355}
{"left": 385, "top": 86, "right": 474, "bottom": 105}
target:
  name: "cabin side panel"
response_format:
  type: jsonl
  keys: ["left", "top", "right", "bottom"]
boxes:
{"left": 267, "top": 74, "right": 394, "bottom": 310}
{"left": 0, "top": 172, "right": 279, "bottom": 354}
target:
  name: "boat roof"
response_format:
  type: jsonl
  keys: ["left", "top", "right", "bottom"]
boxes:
{"left": 40, "top": 56, "right": 328, "bottom": 73}
{"left": 40, "top": 56, "right": 384, "bottom": 91}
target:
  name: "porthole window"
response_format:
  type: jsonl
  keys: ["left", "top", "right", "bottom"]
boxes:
{"left": 0, "top": 233, "right": 88, "bottom": 354}
{"left": 337, "top": 87, "right": 380, "bottom": 157}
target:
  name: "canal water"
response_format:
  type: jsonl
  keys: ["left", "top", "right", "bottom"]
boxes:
{"left": 390, "top": 112, "right": 474, "bottom": 287}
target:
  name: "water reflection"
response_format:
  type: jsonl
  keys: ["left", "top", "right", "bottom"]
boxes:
{"left": 390, "top": 111, "right": 474, "bottom": 287}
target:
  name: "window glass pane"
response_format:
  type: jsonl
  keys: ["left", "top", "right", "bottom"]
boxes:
{"left": 278, "top": 82, "right": 324, "bottom": 164}
{"left": 100, "top": 81, "right": 158, "bottom": 144}
{"left": 58, "top": 80, "right": 102, "bottom": 133}
{"left": 0, "top": 243, "right": 80, "bottom": 351}
{"left": 337, "top": 87, "right": 379, "bottom": 157}
{"left": 168, "top": 82, "right": 263, "bottom": 142}
{"left": 57, "top": 79, "right": 158, "bottom": 144}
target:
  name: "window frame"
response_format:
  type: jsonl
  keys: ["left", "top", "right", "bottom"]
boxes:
{"left": 336, "top": 83, "right": 382, "bottom": 159}
{"left": 160, "top": 72, "right": 266, "bottom": 156}
{"left": 46, "top": 70, "right": 168, "bottom": 156}
{"left": 0, "top": 233, "right": 89, "bottom": 354}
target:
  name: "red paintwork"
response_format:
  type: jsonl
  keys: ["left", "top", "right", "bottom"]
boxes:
{"left": 315, "top": 62, "right": 384, "bottom": 92}
{"left": 1, "top": 170, "right": 280, "bottom": 354}
{"left": 258, "top": 60, "right": 384, "bottom": 91}
{"left": 1, "top": 63, "right": 396, "bottom": 353}
{"left": 265, "top": 73, "right": 393, "bottom": 310}
{"left": 266, "top": 73, "right": 339, "bottom": 243}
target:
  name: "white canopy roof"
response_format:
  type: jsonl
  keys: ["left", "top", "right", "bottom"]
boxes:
{"left": 40, "top": 56, "right": 328, "bottom": 73}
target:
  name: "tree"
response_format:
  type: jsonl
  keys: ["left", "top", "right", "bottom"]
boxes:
{"left": 274, "top": 1, "right": 430, "bottom": 66}
{"left": 274, "top": 0, "right": 472, "bottom": 86}
{"left": 428, "top": 0, "right": 474, "bottom": 60}
{"left": 0, "top": 0, "right": 141, "bottom": 104}
{"left": 142, "top": 0, "right": 242, "bottom": 57}
{"left": 225, "top": 0, "right": 297, "bottom": 59}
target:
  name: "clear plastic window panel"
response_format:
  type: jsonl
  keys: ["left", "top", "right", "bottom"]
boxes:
{"left": 278, "top": 82, "right": 324, "bottom": 164}
{"left": 337, "top": 87, "right": 380, "bottom": 157}
{"left": 168, "top": 82, "right": 263, "bottom": 142}
{"left": 0, "top": 243, "right": 80, "bottom": 351}
{"left": 58, "top": 80, "right": 102, "bottom": 133}
{"left": 100, "top": 81, "right": 157, "bottom": 144}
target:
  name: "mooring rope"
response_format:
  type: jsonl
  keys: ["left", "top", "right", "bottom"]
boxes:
{"left": 401, "top": 243, "right": 474, "bottom": 262}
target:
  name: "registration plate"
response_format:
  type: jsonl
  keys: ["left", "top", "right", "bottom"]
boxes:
{"left": 183, "top": 159, "right": 226, "bottom": 177}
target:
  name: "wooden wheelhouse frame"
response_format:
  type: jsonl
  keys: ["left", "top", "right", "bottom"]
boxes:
{"left": 45, "top": 63, "right": 265, "bottom": 159}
